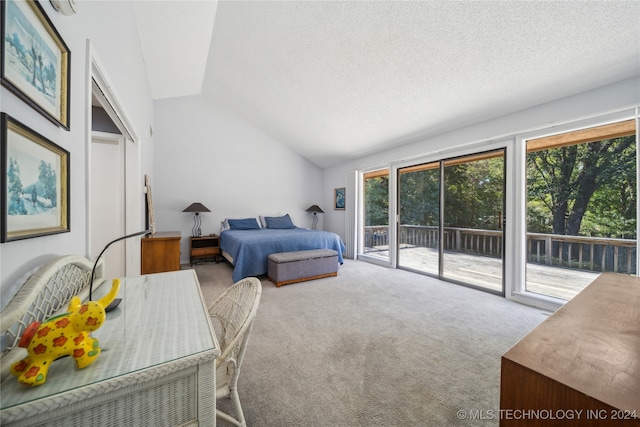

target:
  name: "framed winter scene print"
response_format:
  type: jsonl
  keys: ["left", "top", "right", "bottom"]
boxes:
{"left": 1, "top": 0, "right": 71, "bottom": 129}
{"left": 1, "top": 113, "right": 70, "bottom": 242}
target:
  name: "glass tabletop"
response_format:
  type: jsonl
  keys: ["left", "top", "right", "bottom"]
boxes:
{"left": 1, "top": 269, "right": 218, "bottom": 409}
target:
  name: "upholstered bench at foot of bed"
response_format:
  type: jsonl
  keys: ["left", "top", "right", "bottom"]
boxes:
{"left": 268, "top": 249, "right": 339, "bottom": 287}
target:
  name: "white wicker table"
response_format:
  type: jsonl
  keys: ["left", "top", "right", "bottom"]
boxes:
{"left": 1, "top": 269, "right": 220, "bottom": 427}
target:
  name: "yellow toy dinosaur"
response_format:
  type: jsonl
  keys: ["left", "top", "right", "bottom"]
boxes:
{"left": 11, "top": 279, "right": 121, "bottom": 386}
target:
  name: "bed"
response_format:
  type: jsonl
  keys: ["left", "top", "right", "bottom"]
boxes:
{"left": 220, "top": 222, "right": 345, "bottom": 282}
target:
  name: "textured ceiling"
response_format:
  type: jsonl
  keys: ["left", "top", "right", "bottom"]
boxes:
{"left": 136, "top": 1, "right": 640, "bottom": 168}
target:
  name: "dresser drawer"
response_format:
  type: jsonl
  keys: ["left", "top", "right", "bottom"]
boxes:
{"left": 192, "top": 247, "right": 220, "bottom": 257}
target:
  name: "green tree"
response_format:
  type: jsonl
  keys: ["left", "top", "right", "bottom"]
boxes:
{"left": 8, "top": 157, "right": 26, "bottom": 215}
{"left": 444, "top": 157, "right": 504, "bottom": 230}
{"left": 38, "top": 160, "right": 57, "bottom": 207}
{"left": 44, "top": 63, "right": 57, "bottom": 92}
{"left": 527, "top": 136, "right": 635, "bottom": 237}
{"left": 365, "top": 175, "right": 388, "bottom": 226}
{"left": 397, "top": 156, "right": 505, "bottom": 230}
{"left": 399, "top": 167, "right": 439, "bottom": 226}
{"left": 365, "top": 134, "right": 636, "bottom": 242}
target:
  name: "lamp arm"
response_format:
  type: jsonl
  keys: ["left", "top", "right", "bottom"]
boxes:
{"left": 89, "top": 230, "right": 150, "bottom": 300}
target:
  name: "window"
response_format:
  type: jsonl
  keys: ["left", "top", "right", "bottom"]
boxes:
{"left": 525, "top": 119, "right": 636, "bottom": 299}
{"left": 362, "top": 169, "right": 390, "bottom": 262}
{"left": 356, "top": 112, "right": 638, "bottom": 307}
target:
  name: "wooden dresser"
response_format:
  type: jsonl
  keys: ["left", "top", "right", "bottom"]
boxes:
{"left": 500, "top": 273, "right": 640, "bottom": 426}
{"left": 141, "top": 231, "right": 181, "bottom": 274}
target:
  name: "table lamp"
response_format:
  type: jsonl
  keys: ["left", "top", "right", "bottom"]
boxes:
{"left": 306, "top": 205, "right": 324, "bottom": 230}
{"left": 183, "top": 202, "right": 211, "bottom": 237}
{"left": 89, "top": 229, "right": 150, "bottom": 301}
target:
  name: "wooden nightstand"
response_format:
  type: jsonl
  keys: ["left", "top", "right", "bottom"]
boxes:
{"left": 190, "top": 235, "right": 220, "bottom": 266}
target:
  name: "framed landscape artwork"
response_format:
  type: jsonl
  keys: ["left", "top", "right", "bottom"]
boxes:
{"left": 1, "top": 113, "right": 70, "bottom": 242}
{"left": 1, "top": 0, "right": 71, "bottom": 129}
{"left": 334, "top": 187, "right": 345, "bottom": 210}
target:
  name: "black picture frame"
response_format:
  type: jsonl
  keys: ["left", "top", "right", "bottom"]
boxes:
{"left": 1, "top": 113, "right": 70, "bottom": 242}
{"left": 1, "top": 0, "right": 71, "bottom": 130}
{"left": 334, "top": 187, "right": 345, "bottom": 210}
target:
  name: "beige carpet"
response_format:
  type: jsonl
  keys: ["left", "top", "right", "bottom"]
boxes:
{"left": 188, "top": 259, "right": 550, "bottom": 427}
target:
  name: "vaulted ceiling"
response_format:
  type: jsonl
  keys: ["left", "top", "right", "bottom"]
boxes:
{"left": 133, "top": 1, "right": 640, "bottom": 168}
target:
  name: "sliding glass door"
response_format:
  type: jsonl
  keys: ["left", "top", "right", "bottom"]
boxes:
{"left": 441, "top": 151, "right": 505, "bottom": 293}
{"left": 362, "top": 169, "right": 390, "bottom": 262}
{"left": 359, "top": 112, "right": 638, "bottom": 305}
{"left": 398, "top": 162, "right": 440, "bottom": 275}
{"left": 398, "top": 150, "right": 505, "bottom": 294}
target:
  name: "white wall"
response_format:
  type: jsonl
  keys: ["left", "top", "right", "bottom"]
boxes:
{"left": 153, "top": 95, "right": 323, "bottom": 263}
{"left": 1, "top": 1, "right": 154, "bottom": 307}
{"left": 322, "top": 77, "right": 640, "bottom": 240}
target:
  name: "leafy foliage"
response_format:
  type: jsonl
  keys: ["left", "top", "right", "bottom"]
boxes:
{"left": 364, "top": 175, "right": 388, "bottom": 226}
{"left": 364, "top": 132, "right": 636, "bottom": 240}
{"left": 39, "top": 160, "right": 57, "bottom": 207}
{"left": 443, "top": 158, "right": 504, "bottom": 230}
{"left": 527, "top": 136, "right": 636, "bottom": 238}
{"left": 8, "top": 158, "right": 26, "bottom": 215}
{"left": 396, "top": 156, "right": 505, "bottom": 230}
{"left": 399, "top": 167, "right": 439, "bottom": 226}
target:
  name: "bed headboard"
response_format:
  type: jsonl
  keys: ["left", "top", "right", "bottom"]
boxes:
{"left": 0, "top": 255, "right": 104, "bottom": 378}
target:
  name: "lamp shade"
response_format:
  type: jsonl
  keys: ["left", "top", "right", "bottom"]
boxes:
{"left": 306, "top": 205, "right": 324, "bottom": 213}
{"left": 183, "top": 202, "right": 211, "bottom": 213}
{"left": 183, "top": 203, "right": 211, "bottom": 237}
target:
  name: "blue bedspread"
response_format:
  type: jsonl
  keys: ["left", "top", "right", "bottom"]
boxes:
{"left": 220, "top": 228, "right": 346, "bottom": 282}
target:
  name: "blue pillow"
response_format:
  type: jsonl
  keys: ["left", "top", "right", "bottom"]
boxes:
{"left": 228, "top": 218, "right": 261, "bottom": 230}
{"left": 265, "top": 214, "right": 296, "bottom": 229}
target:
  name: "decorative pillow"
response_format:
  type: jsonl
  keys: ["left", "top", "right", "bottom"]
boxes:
{"left": 221, "top": 217, "right": 262, "bottom": 233}
{"left": 265, "top": 214, "right": 296, "bottom": 229}
{"left": 259, "top": 215, "right": 279, "bottom": 228}
{"left": 228, "top": 218, "right": 261, "bottom": 230}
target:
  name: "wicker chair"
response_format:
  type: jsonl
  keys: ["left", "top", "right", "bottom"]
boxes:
{"left": 208, "top": 277, "right": 262, "bottom": 427}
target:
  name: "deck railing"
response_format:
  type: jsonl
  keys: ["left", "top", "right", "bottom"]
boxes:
{"left": 365, "top": 225, "right": 637, "bottom": 274}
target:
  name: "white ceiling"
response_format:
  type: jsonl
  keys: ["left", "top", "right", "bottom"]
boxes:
{"left": 132, "top": 1, "right": 217, "bottom": 99}
{"left": 133, "top": 1, "right": 640, "bottom": 168}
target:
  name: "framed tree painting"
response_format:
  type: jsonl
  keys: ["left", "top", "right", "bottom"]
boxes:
{"left": 1, "top": 0, "right": 71, "bottom": 129}
{"left": 1, "top": 113, "right": 70, "bottom": 242}
{"left": 334, "top": 187, "right": 345, "bottom": 210}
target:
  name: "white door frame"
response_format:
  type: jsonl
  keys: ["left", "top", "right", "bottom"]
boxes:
{"left": 90, "top": 131, "right": 125, "bottom": 279}
{"left": 86, "top": 40, "right": 142, "bottom": 276}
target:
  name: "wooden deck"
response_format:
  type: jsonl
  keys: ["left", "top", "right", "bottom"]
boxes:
{"left": 365, "top": 245, "right": 602, "bottom": 300}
